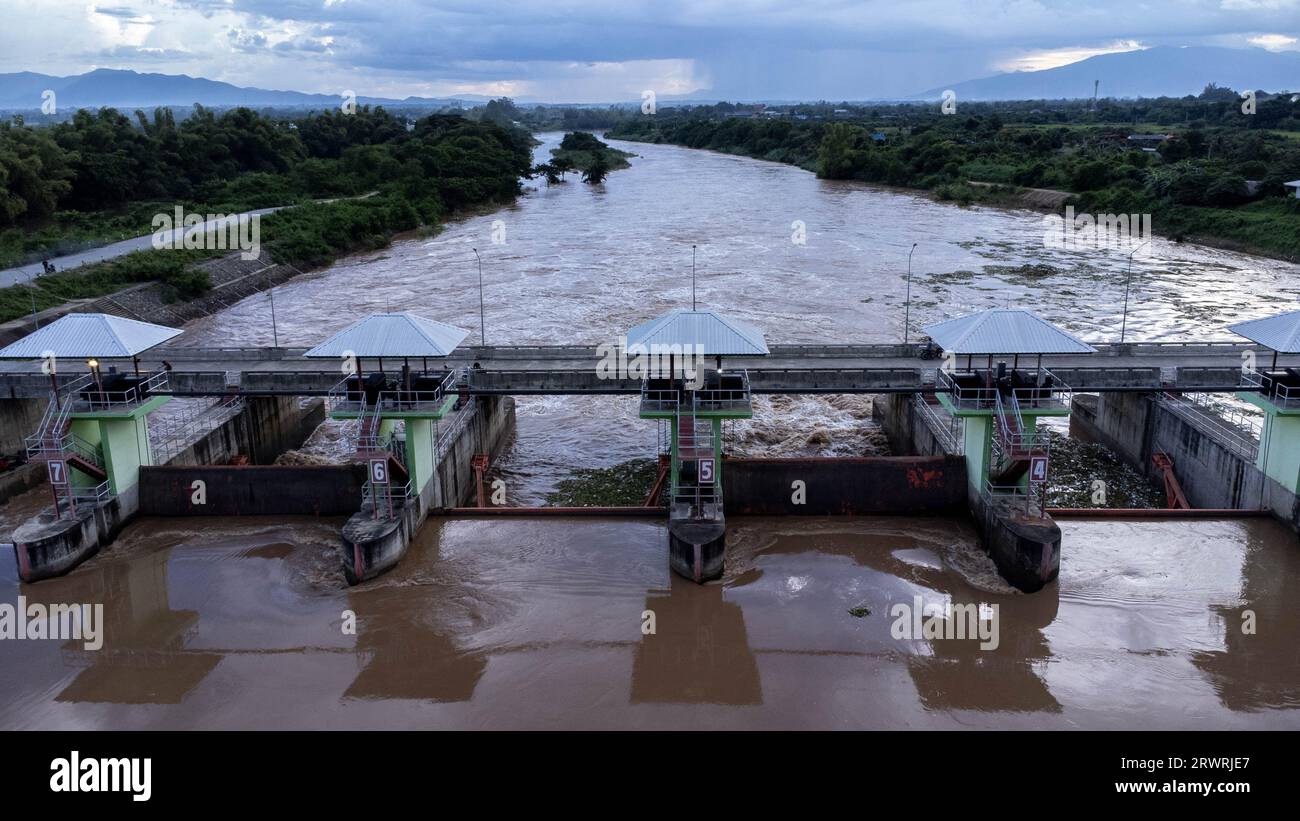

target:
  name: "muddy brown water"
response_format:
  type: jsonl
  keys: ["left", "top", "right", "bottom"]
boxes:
{"left": 1, "top": 515, "right": 1296, "bottom": 729}
{"left": 2, "top": 134, "right": 1298, "bottom": 728}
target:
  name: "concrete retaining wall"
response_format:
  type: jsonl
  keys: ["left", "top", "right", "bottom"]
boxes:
{"left": 139, "top": 465, "right": 363, "bottom": 516}
{"left": 163, "top": 396, "right": 326, "bottom": 467}
{"left": 12, "top": 485, "right": 138, "bottom": 583}
{"left": 1072, "top": 391, "right": 1300, "bottom": 531}
{"left": 435, "top": 396, "right": 516, "bottom": 508}
{"left": 0, "top": 463, "right": 43, "bottom": 505}
{"left": 871, "top": 394, "right": 955, "bottom": 458}
{"left": 0, "top": 397, "right": 45, "bottom": 459}
{"left": 1069, "top": 392, "right": 1150, "bottom": 466}
{"left": 723, "top": 455, "right": 966, "bottom": 515}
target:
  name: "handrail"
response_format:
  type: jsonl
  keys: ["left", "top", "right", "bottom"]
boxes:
{"left": 1240, "top": 369, "right": 1300, "bottom": 410}
{"left": 641, "top": 369, "right": 753, "bottom": 413}
{"left": 914, "top": 395, "right": 963, "bottom": 454}
{"left": 981, "top": 479, "right": 1047, "bottom": 518}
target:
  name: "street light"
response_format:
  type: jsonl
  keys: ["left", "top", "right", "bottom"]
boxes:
{"left": 1119, "top": 240, "right": 1150, "bottom": 344}
{"left": 472, "top": 247, "right": 486, "bottom": 346}
{"left": 691, "top": 244, "right": 697, "bottom": 311}
{"left": 23, "top": 271, "right": 39, "bottom": 332}
{"left": 903, "top": 242, "right": 918, "bottom": 345}
{"left": 266, "top": 275, "right": 279, "bottom": 347}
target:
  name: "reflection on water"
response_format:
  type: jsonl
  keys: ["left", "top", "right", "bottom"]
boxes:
{"left": 3, "top": 514, "right": 1296, "bottom": 729}
{"left": 4, "top": 134, "right": 1298, "bottom": 728}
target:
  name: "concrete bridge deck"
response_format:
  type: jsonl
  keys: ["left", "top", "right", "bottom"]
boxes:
{"left": 1, "top": 342, "right": 1293, "bottom": 398}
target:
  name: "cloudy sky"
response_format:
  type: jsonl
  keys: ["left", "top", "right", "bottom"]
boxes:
{"left": 0, "top": 0, "right": 1297, "bottom": 101}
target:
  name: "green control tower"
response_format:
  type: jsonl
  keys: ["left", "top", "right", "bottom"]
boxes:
{"left": 926, "top": 309, "right": 1096, "bottom": 591}
{"left": 1230, "top": 309, "right": 1300, "bottom": 497}
{"left": 2, "top": 314, "right": 182, "bottom": 581}
{"left": 305, "top": 312, "right": 469, "bottom": 584}
{"left": 628, "top": 309, "right": 768, "bottom": 583}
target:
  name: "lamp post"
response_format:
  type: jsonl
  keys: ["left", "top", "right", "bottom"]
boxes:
{"left": 472, "top": 247, "right": 486, "bottom": 346}
{"left": 23, "top": 271, "right": 39, "bottom": 332}
{"left": 691, "top": 244, "right": 697, "bottom": 311}
{"left": 1119, "top": 240, "right": 1150, "bottom": 344}
{"left": 903, "top": 242, "right": 918, "bottom": 345}
{"left": 266, "top": 275, "right": 279, "bottom": 347}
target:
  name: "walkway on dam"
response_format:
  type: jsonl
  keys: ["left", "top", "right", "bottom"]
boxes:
{"left": 0, "top": 341, "right": 1294, "bottom": 398}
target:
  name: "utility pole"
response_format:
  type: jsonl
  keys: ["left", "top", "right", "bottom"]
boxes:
{"left": 24, "top": 271, "right": 39, "bottom": 332}
{"left": 691, "top": 244, "right": 697, "bottom": 311}
{"left": 1120, "top": 240, "right": 1150, "bottom": 344}
{"left": 904, "top": 242, "right": 918, "bottom": 345}
{"left": 267, "top": 274, "right": 279, "bottom": 347}
{"left": 473, "top": 247, "right": 486, "bottom": 345}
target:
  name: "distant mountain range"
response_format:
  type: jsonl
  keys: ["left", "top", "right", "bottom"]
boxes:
{"left": 4, "top": 46, "right": 1299, "bottom": 112}
{"left": 913, "top": 46, "right": 1300, "bottom": 101}
{"left": 0, "top": 68, "right": 490, "bottom": 111}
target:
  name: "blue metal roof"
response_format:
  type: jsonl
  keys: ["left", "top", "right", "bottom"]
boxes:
{"left": 303, "top": 312, "right": 469, "bottom": 358}
{"left": 0, "top": 313, "right": 182, "bottom": 359}
{"left": 924, "top": 309, "right": 1096, "bottom": 355}
{"left": 625, "top": 309, "right": 769, "bottom": 356}
{"left": 1228, "top": 308, "right": 1300, "bottom": 353}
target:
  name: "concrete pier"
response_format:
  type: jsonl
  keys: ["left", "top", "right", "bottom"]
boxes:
{"left": 340, "top": 395, "right": 515, "bottom": 584}
{"left": 12, "top": 485, "right": 136, "bottom": 583}
{"left": 11, "top": 395, "right": 325, "bottom": 582}
{"left": 875, "top": 391, "right": 1063, "bottom": 592}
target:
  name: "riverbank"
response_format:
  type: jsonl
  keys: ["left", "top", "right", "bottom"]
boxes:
{"left": 606, "top": 130, "right": 1300, "bottom": 264}
{"left": 0, "top": 109, "right": 534, "bottom": 324}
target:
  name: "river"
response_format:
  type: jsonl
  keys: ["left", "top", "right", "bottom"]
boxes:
{"left": 1, "top": 134, "right": 1297, "bottom": 728}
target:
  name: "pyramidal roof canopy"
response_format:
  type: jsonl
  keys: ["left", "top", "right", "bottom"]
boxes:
{"left": 626, "top": 309, "right": 769, "bottom": 356}
{"left": 0, "top": 313, "right": 182, "bottom": 359}
{"left": 924, "top": 309, "right": 1096, "bottom": 355}
{"left": 1228, "top": 308, "right": 1300, "bottom": 353}
{"left": 304, "top": 312, "right": 470, "bottom": 358}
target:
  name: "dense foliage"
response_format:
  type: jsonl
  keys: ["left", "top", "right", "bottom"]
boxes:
{"left": 535, "top": 131, "right": 631, "bottom": 185}
{"left": 0, "top": 105, "right": 534, "bottom": 321}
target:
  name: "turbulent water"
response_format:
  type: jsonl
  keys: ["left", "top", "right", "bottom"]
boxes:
{"left": 2, "top": 134, "right": 1298, "bottom": 728}
{"left": 171, "top": 132, "right": 1299, "bottom": 499}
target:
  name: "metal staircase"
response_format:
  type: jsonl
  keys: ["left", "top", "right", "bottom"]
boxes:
{"left": 353, "top": 400, "right": 410, "bottom": 513}
{"left": 25, "top": 391, "right": 112, "bottom": 514}
{"left": 990, "top": 390, "right": 1047, "bottom": 484}
{"left": 673, "top": 405, "right": 719, "bottom": 519}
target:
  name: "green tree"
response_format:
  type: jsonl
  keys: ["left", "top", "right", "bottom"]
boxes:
{"left": 583, "top": 151, "right": 610, "bottom": 184}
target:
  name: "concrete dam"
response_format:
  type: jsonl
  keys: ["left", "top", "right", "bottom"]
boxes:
{"left": 2, "top": 308, "right": 1298, "bottom": 594}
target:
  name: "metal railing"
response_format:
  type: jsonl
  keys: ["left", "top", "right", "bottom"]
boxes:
{"left": 329, "top": 369, "right": 463, "bottom": 415}
{"left": 53, "top": 369, "right": 167, "bottom": 411}
{"left": 435, "top": 398, "right": 478, "bottom": 455}
{"left": 69, "top": 370, "right": 171, "bottom": 412}
{"left": 25, "top": 391, "right": 75, "bottom": 459}
{"left": 914, "top": 395, "right": 964, "bottom": 454}
{"left": 640, "top": 385, "right": 680, "bottom": 412}
{"left": 69, "top": 480, "right": 112, "bottom": 506}
{"left": 993, "top": 391, "right": 1045, "bottom": 455}
{"left": 1240, "top": 370, "right": 1300, "bottom": 410}
{"left": 355, "top": 400, "right": 384, "bottom": 452}
{"left": 671, "top": 485, "right": 721, "bottom": 520}
{"left": 981, "top": 479, "right": 1047, "bottom": 518}
{"left": 150, "top": 395, "right": 245, "bottom": 463}
{"left": 1157, "top": 392, "right": 1260, "bottom": 462}
{"left": 361, "top": 478, "right": 412, "bottom": 519}
{"left": 47, "top": 479, "right": 114, "bottom": 517}
{"left": 674, "top": 416, "right": 716, "bottom": 459}
{"left": 693, "top": 370, "right": 752, "bottom": 411}
{"left": 937, "top": 367, "right": 1072, "bottom": 412}
{"left": 641, "top": 370, "right": 753, "bottom": 413}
